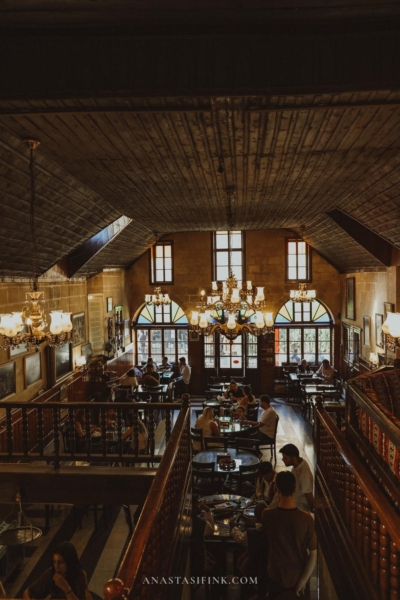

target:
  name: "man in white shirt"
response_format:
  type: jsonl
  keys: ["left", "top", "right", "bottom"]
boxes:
{"left": 316, "top": 359, "right": 335, "bottom": 384}
{"left": 279, "top": 443, "right": 314, "bottom": 512}
{"left": 244, "top": 395, "right": 278, "bottom": 443}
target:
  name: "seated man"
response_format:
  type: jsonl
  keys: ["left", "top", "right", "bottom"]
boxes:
{"left": 243, "top": 395, "right": 278, "bottom": 444}
{"left": 158, "top": 356, "right": 172, "bottom": 371}
{"left": 316, "top": 359, "right": 335, "bottom": 384}
{"left": 141, "top": 364, "right": 160, "bottom": 386}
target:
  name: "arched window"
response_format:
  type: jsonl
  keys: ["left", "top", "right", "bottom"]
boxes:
{"left": 135, "top": 301, "right": 189, "bottom": 366}
{"left": 274, "top": 299, "right": 334, "bottom": 366}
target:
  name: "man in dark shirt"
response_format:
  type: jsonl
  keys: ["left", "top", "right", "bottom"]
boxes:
{"left": 262, "top": 471, "right": 317, "bottom": 599}
{"left": 141, "top": 364, "right": 160, "bottom": 386}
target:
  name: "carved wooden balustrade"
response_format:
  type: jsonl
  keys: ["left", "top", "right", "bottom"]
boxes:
{"left": 0, "top": 400, "right": 182, "bottom": 466}
{"left": 315, "top": 399, "right": 400, "bottom": 600}
{"left": 104, "top": 397, "right": 191, "bottom": 600}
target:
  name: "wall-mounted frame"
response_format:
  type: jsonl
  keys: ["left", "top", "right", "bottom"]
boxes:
{"left": 0, "top": 361, "right": 16, "bottom": 399}
{"left": 73, "top": 312, "right": 86, "bottom": 347}
{"left": 107, "top": 297, "right": 113, "bottom": 313}
{"left": 189, "top": 330, "right": 199, "bottom": 342}
{"left": 363, "top": 316, "right": 371, "bottom": 348}
{"left": 81, "top": 342, "right": 92, "bottom": 365}
{"left": 375, "top": 314, "right": 383, "bottom": 348}
{"left": 346, "top": 277, "right": 355, "bottom": 320}
{"left": 383, "top": 302, "right": 395, "bottom": 322}
{"left": 55, "top": 344, "right": 73, "bottom": 381}
{"left": 24, "top": 352, "right": 42, "bottom": 388}
{"left": 123, "top": 319, "right": 131, "bottom": 346}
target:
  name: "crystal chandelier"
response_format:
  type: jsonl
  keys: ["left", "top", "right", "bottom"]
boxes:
{"left": 190, "top": 233, "right": 274, "bottom": 342}
{"left": 145, "top": 287, "right": 171, "bottom": 306}
{"left": 290, "top": 283, "right": 316, "bottom": 303}
{"left": 0, "top": 140, "right": 73, "bottom": 351}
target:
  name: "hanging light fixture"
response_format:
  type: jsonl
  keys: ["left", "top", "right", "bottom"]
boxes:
{"left": 289, "top": 283, "right": 316, "bottom": 303}
{"left": 190, "top": 231, "right": 274, "bottom": 342}
{"left": 0, "top": 140, "right": 73, "bottom": 351}
{"left": 144, "top": 287, "right": 171, "bottom": 306}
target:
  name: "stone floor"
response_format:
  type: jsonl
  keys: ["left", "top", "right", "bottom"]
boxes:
{"left": 2, "top": 397, "right": 319, "bottom": 599}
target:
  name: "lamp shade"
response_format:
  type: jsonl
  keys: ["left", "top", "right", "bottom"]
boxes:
{"left": 231, "top": 288, "right": 240, "bottom": 303}
{"left": 163, "top": 294, "right": 170, "bottom": 303}
{"left": 11, "top": 312, "right": 24, "bottom": 332}
{"left": 256, "top": 287, "right": 265, "bottom": 301}
{"left": 61, "top": 312, "right": 73, "bottom": 332}
{"left": 264, "top": 312, "right": 274, "bottom": 327}
{"left": 199, "top": 313, "right": 209, "bottom": 328}
{"left": 369, "top": 352, "right": 378, "bottom": 365}
{"left": 383, "top": 312, "right": 400, "bottom": 338}
{"left": 227, "top": 314, "right": 237, "bottom": 329}
{"left": 190, "top": 311, "right": 199, "bottom": 326}
{"left": 255, "top": 311, "right": 264, "bottom": 328}
{"left": 1, "top": 314, "right": 18, "bottom": 337}
{"left": 49, "top": 311, "right": 64, "bottom": 335}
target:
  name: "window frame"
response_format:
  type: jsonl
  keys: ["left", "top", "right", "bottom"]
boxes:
{"left": 212, "top": 231, "right": 245, "bottom": 283}
{"left": 136, "top": 326, "right": 189, "bottom": 365}
{"left": 150, "top": 241, "right": 174, "bottom": 285}
{"left": 285, "top": 238, "right": 312, "bottom": 283}
{"left": 274, "top": 325, "right": 333, "bottom": 366}
{"left": 203, "top": 332, "right": 258, "bottom": 371}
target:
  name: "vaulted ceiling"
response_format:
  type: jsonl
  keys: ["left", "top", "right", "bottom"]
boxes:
{"left": 1, "top": 0, "right": 400, "bottom": 277}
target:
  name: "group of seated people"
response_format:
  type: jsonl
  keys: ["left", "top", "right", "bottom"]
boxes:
{"left": 194, "top": 443, "right": 317, "bottom": 599}
{"left": 295, "top": 358, "right": 336, "bottom": 384}
{"left": 195, "top": 392, "right": 278, "bottom": 448}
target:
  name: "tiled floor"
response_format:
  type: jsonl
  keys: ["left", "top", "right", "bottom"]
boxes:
{"left": 2, "top": 397, "right": 319, "bottom": 600}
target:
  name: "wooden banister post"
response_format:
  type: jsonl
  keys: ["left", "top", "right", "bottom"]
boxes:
{"left": 103, "top": 578, "right": 127, "bottom": 600}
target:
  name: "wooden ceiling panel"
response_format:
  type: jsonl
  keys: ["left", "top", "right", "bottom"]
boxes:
{"left": 1, "top": 91, "right": 400, "bottom": 276}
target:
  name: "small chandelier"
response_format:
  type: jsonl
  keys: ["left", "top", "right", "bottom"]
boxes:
{"left": 190, "top": 233, "right": 274, "bottom": 342}
{"left": 290, "top": 283, "right": 316, "bottom": 303}
{"left": 145, "top": 287, "right": 171, "bottom": 307}
{"left": 0, "top": 140, "right": 73, "bottom": 351}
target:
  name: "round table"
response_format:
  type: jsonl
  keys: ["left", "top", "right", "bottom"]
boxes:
{"left": 194, "top": 447, "right": 259, "bottom": 471}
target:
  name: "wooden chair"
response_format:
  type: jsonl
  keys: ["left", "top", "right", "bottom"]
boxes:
{"left": 223, "top": 463, "right": 259, "bottom": 496}
{"left": 259, "top": 416, "right": 279, "bottom": 463}
{"left": 192, "top": 460, "right": 217, "bottom": 495}
{"left": 247, "top": 404, "right": 259, "bottom": 421}
{"left": 191, "top": 427, "right": 203, "bottom": 454}
{"left": 203, "top": 436, "right": 228, "bottom": 450}
{"left": 234, "top": 437, "right": 261, "bottom": 457}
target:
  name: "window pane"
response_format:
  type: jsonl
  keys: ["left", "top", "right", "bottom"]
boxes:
{"left": 216, "top": 265, "right": 229, "bottom": 280}
{"left": 230, "top": 232, "right": 242, "bottom": 249}
{"left": 304, "top": 329, "right": 316, "bottom": 341}
{"left": 215, "top": 233, "right": 229, "bottom": 249}
{"left": 178, "top": 330, "right": 188, "bottom": 341}
{"left": 164, "top": 258, "right": 172, "bottom": 269}
{"left": 231, "top": 356, "right": 242, "bottom": 368}
{"left": 220, "top": 356, "right": 230, "bottom": 369}
{"left": 298, "top": 242, "right": 306, "bottom": 254}
{"left": 304, "top": 342, "right": 316, "bottom": 354}
{"left": 156, "top": 269, "right": 164, "bottom": 281}
{"left": 298, "top": 267, "right": 306, "bottom": 279}
{"left": 278, "top": 342, "right": 287, "bottom": 353}
{"left": 288, "top": 242, "right": 297, "bottom": 254}
{"left": 230, "top": 251, "right": 242, "bottom": 266}
{"left": 288, "top": 255, "right": 297, "bottom": 267}
{"left": 164, "top": 245, "right": 171, "bottom": 258}
{"left": 276, "top": 354, "right": 287, "bottom": 366}
{"left": 231, "top": 265, "right": 242, "bottom": 280}
{"left": 288, "top": 267, "right": 297, "bottom": 279}
{"left": 150, "top": 329, "right": 162, "bottom": 342}
{"left": 205, "top": 345, "right": 215, "bottom": 357}
{"left": 164, "top": 270, "right": 172, "bottom": 281}
{"left": 298, "top": 255, "right": 306, "bottom": 267}
{"left": 155, "top": 258, "right": 164, "bottom": 270}
{"left": 318, "top": 328, "right": 330, "bottom": 341}
{"left": 216, "top": 251, "right": 229, "bottom": 266}
{"left": 155, "top": 246, "right": 164, "bottom": 258}
{"left": 205, "top": 357, "right": 215, "bottom": 368}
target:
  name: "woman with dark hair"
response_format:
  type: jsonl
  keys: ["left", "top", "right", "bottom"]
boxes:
{"left": 23, "top": 542, "right": 91, "bottom": 600}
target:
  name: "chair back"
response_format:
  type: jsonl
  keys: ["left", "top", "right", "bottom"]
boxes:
{"left": 247, "top": 405, "right": 259, "bottom": 421}
{"left": 203, "top": 436, "right": 228, "bottom": 450}
{"left": 194, "top": 409, "right": 204, "bottom": 419}
{"left": 210, "top": 376, "right": 227, "bottom": 384}
{"left": 235, "top": 437, "right": 261, "bottom": 457}
{"left": 191, "top": 427, "right": 203, "bottom": 452}
{"left": 238, "top": 463, "right": 259, "bottom": 493}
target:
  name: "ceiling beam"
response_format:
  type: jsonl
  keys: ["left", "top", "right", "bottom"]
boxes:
{"left": 327, "top": 209, "right": 395, "bottom": 266}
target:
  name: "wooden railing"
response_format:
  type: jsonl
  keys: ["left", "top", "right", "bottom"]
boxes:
{"left": 105, "top": 397, "right": 191, "bottom": 600}
{"left": 0, "top": 401, "right": 182, "bottom": 465}
{"left": 346, "top": 378, "right": 400, "bottom": 509}
{"left": 315, "top": 400, "right": 400, "bottom": 600}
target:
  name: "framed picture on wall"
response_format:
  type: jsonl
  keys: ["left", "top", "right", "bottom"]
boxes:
{"left": 363, "top": 316, "right": 371, "bottom": 348}
{"left": 24, "top": 352, "right": 42, "bottom": 388}
{"left": 346, "top": 277, "right": 355, "bottom": 320}
{"left": 383, "top": 302, "right": 395, "bottom": 322}
{"left": 81, "top": 342, "right": 92, "bottom": 365}
{"left": 55, "top": 344, "right": 73, "bottom": 381}
{"left": 0, "top": 361, "right": 16, "bottom": 399}
{"left": 189, "top": 331, "right": 199, "bottom": 342}
{"left": 375, "top": 314, "right": 383, "bottom": 348}
{"left": 107, "top": 297, "right": 113, "bottom": 313}
{"left": 72, "top": 312, "right": 85, "bottom": 346}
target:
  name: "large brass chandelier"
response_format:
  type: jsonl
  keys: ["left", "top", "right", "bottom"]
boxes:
{"left": 0, "top": 140, "right": 73, "bottom": 351}
{"left": 290, "top": 283, "right": 316, "bottom": 303}
{"left": 190, "top": 233, "right": 274, "bottom": 342}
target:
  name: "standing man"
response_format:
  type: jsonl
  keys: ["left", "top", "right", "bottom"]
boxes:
{"left": 262, "top": 471, "right": 317, "bottom": 599}
{"left": 244, "top": 395, "right": 278, "bottom": 444}
{"left": 279, "top": 443, "right": 314, "bottom": 512}
{"left": 178, "top": 356, "right": 191, "bottom": 396}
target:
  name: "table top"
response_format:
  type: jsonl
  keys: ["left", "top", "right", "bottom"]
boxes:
{"left": 199, "top": 494, "right": 252, "bottom": 537}
{"left": 289, "top": 372, "right": 317, "bottom": 382}
{"left": 159, "top": 370, "right": 174, "bottom": 381}
{"left": 137, "top": 384, "right": 168, "bottom": 394}
{"left": 217, "top": 421, "right": 250, "bottom": 436}
{"left": 194, "top": 447, "right": 259, "bottom": 467}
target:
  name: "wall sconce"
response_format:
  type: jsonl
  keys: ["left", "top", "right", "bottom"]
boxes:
{"left": 76, "top": 356, "right": 87, "bottom": 371}
{"left": 369, "top": 352, "right": 379, "bottom": 367}
{"left": 382, "top": 312, "right": 400, "bottom": 349}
